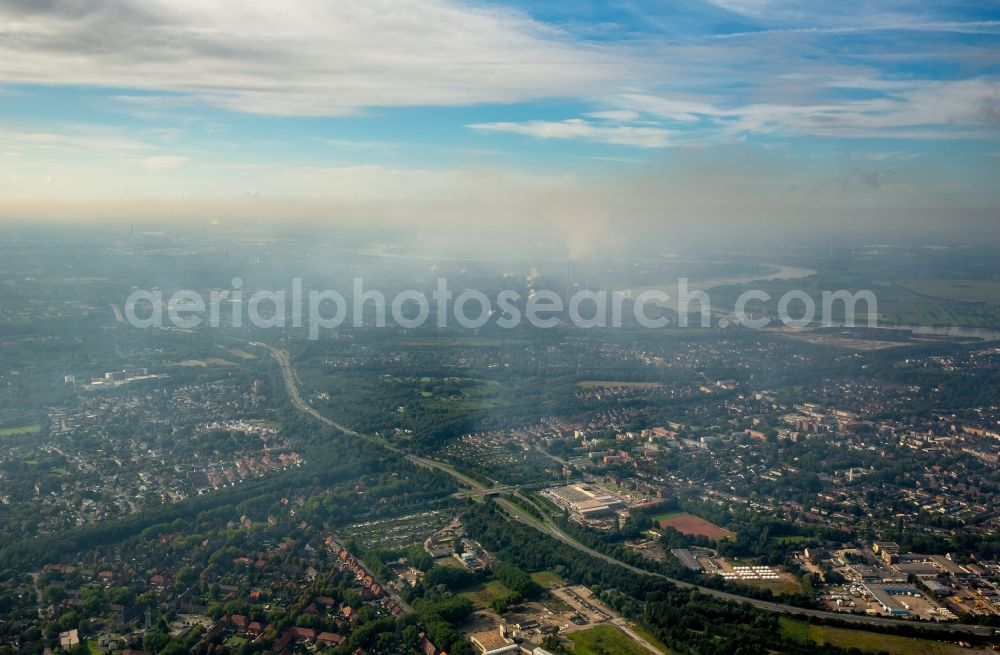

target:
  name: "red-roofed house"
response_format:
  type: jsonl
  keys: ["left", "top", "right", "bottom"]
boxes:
{"left": 229, "top": 614, "right": 249, "bottom": 631}
{"left": 290, "top": 626, "right": 316, "bottom": 641}
{"left": 317, "top": 632, "right": 345, "bottom": 646}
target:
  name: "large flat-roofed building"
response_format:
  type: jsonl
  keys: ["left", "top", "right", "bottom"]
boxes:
{"left": 670, "top": 549, "right": 703, "bottom": 572}
{"left": 577, "top": 499, "right": 615, "bottom": 518}
{"left": 929, "top": 555, "right": 965, "bottom": 576}
{"left": 895, "top": 561, "right": 940, "bottom": 576}
{"left": 862, "top": 583, "right": 918, "bottom": 616}
{"left": 543, "top": 484, "right": 624, "bottom": 518}
{"left": 469, "top": 629, "right": 518, "bottom": 655}
{"left": 923, "top": 579, "right": 951, "bottom": 596}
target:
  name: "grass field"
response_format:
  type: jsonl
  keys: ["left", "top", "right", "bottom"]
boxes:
{"left": 900, "top": 279, "right": 1000, "bottom": 304}
{"left": 629, "top": 625, "right": 675, "bottom": 655}
{"left": 569, "top": 625, "right": 658, "bottom": 655}
{"left": 460, "top": 580, "right": 516, "bottom": 609}
{"left": 530, "top": 570, "right": 564, "bottom": 588}
{"left": 576, "top": 381, "right": 661, "bottom": 389}
{"left": 174, "top": 359, "right": 237, "bottom": 367}
{"left": 435, "top": 556, "right": 468, "bottom": 570}
{"left": 0, "top": 424, "right": 41, "bottom": 437}
{"left": 779, "top": 618, "right": 991, "bottom": 654}
{"left": 399, "top": 337, "right": 532, "bottom": 347}
{"left": 705, "top": 273, "right": 1000, "bottom": 328}
{"left": 884, "top": 279, "right": 1000, "bottom": 327}
{"left": 746, "top": 577, "right": 802, "bottom": 595}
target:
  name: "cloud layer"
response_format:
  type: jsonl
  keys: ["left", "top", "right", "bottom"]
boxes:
{"left": 0, "top": 0, "right": 643, "bottom": 116}
{"left": 468, "top": 119, "right": 672, "bottom": 148}
{"left": 0, "top": 0, "right": 997, "bottom": 239}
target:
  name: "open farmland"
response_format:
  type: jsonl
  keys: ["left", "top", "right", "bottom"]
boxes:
{"left": 780, "top": 618, "right": 993, "bottom": 655}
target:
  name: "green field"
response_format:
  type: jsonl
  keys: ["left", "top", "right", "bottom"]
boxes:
{"left": 399, "top": 337, "right": 531, "bottom": 347}
{"left": 577, "top": 381, "right": 660, "bottom": 389}
{"left": 779, "top": 618, "right": 991, "bottom": 655}
{"left": 650, "top": 510, "right": 684, "bottom": 522}
{"left": 705, "top": 273, "right": 1000, "bottom": 328}
{"left": 569, "top": 625, "right": 658, "bottom": 655}
{"left": 629, "top": 625, "right": 675, "bottom": 655}
{"left": 530, "top": 570, "right": 564, "bottom": 588}
{"left": 746, "top": 576, "right": 802, "bottom": 596}
{"left": 460, "top": 580, "right": 516, "bottom": 609}
{"left": 228, "top": 347, "right": 257, "bottom": 360}
{"left": 435, "top": 556, "right": 469, "bottom": 570}
{"left": 900, "top": 279, "right": 1000, "bottom": 304}
{"left": 0, "top": 424, "right": 41, "bottom": 438}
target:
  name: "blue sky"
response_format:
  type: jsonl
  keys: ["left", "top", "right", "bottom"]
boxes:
{"left": 0, "top": 0, "right": 997, "bottom": 238}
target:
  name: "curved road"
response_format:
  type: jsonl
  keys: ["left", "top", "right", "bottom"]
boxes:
{"left": 261, "top": 341, "right": 491, "bottom": 489}
{"left": 259, "top": 341, "right": 996, "bottom": 640}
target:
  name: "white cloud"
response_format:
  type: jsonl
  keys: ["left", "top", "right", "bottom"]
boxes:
{"left": 468, "top": 119, "right": 671, "bottom": 148}
{"left": 133, "top": 155, "right": 189, "bottom": 171}
{"left": 714, "top": 20, "right": 1000, "bottom": 39}
{"left": 864, "top": 151, "right": 921, "bottom": 161}
{"left": 704, "top": 0, "right": 789, "bottom": 18}
{"left": 729, "top": 80, "right": 999, "bottom": 137}
{"left": 0, "top": 0, "right": 646, "bottom": 116}
{"left": 617, "top": 95, "right": 719, "bottom": 125}
{"left": 0, "top": 0, "right": 993, "bottom": 144}
{"left": 584, "top": 110, "right": 641, "bottom": 122}
{"left": 0, "top": 127, "right": 149, "bottom": 152}
{"left": 618, "top": 78, "right": 1000, "bottom": 139}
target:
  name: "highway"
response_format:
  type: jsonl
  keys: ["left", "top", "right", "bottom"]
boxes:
{"left": 259, "top": 341, "right": 996, "bottom": 641}
{"left": 263, "top": 344, "right": 363, "bottom": 437}
{"left": 261, "top": 341, "right": 491, "bottom": 489}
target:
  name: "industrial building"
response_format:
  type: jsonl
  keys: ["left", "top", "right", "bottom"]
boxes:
{"left": 670, "top": 549, "right": 703, "bottom": 572}
{"left": 861, "top": 583, "right": 920, "bottom": 616}
{"left": 923, "top": 579, "right": 951, "bottom": 597}
{"left": 469, "top": 629, "right": 518, "bottom": 655}
{"left": 542, "top": 484, "right": 624, "bottom": 518}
